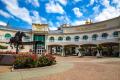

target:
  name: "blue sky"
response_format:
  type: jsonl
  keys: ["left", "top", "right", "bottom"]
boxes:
{"left": 0, "top": 0, "right": 120, "bottom": 30}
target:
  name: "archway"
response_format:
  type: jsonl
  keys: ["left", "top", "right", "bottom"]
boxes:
{"left": 64, "top": 44, "right": 79, "bottom": 56}
{"left": 99, "top": 42, "right": 119, "bottom": 57}
{"left": 80, "top": 44, "right": 97, "bottom": 56}
{"left": 48, "top": 44, "right": 62, "bottom": 55}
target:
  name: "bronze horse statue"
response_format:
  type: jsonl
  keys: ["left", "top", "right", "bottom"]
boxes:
{"left": 9, "top": 31, "right": 27, "bottom": 54}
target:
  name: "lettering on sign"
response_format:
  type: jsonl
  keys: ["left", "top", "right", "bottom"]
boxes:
{"left": 32, "top": 24, "right": 46, "bottom": 31}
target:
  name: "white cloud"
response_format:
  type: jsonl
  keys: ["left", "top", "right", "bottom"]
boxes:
{"left": 32, "top": 11, "right": 40, "bottom": 23}
{"left": 72, "top": 20, "right": 85, "bottom": 26}
{"left": 73, "top": 7, "right": 83, "bottom": 17}
{"left": 102, "top": 0, "right": 110, "bottom": 7}
{"left": 0, "top": 21, "right": 6, "bottom": 26}
{"left": 57, "top": 14, "right": 71, "bottom": 24}
{"left": 94, "top": 0, "right": 120, "bottom": 22}
{"left": 48, "top": 21, "right": 57, "bottom": 30}
{"left": 0, "top": 10, "right": 11, "bottom": 18}
{"left": 57, "top": 0, "right": 67, "bottom": 6}
{"left": 56, "top": 22, "right": 61, "bottom": 27}
{"left": 1, "top": 0, "right": 32, "bottom": 24}
{"left": 94, "top": 6, "right": 120, "bottom": 22}
{"left": 112, "top": 0, "right": 120, "bottom": 8}
{"left": 45, "top": 1, "right": 65, "bottom": 14}
{"left": 41, "top": 17, "right": 47, "bottom": 24}
{"left": 26, "top": 0, "right": 40, "bottom": 7}
{"left": 74, "top": 0, "right": 82, "bottom": 2}
{"left": 89, "top": 0, "right": 95, "bottom": 5}
{"left": 49, "top": 27, "right": 57, "bottom": 30}
{"left": 93, "top": 5, "right": 100, "bottom": 14}
{"left": 32, "top": 11, "right": 47, "bottom": 24}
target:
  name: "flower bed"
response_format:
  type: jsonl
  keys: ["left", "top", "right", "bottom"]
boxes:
{"left": 14, "top": 54, "right": 56, "bottom": 69}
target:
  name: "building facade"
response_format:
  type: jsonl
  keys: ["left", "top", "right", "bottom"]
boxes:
{"left": 0, "top": 16, "right": 120, "bottom": 56}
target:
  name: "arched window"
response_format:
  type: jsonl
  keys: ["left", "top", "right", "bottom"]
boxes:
{"left": 49, "top": 37, "right": 54, "bottom": 42}
{"left": 102, "top": 33, "right": 108, "bottom": 39}
{"left": 92, "top": 34, "right": 98, "bottom": 40}
{"left": 66, "top": 36, "right": 71, "bottom": 41}
{"left": 58, "top": 37, "right": 63, "bottom": 41}
{"left": 4, "top": 33, "right": 11, "bottom": 39}
{"left": 83, "top": 35, "right": 88, "bottom": 40}
{"left": 74, "top": 36, "right": 79, "bottom": 41}
{"left": 113, "top": 31, "right": 118, "bottom": 37}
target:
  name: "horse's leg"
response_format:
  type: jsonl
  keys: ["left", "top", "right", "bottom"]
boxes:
{"left": 10, "top": 42, "right": 13, "bottom": 49}
{"left": 16, "top": 44, "right": 19, "bottom": 54}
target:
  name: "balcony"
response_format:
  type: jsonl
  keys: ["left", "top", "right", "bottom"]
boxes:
{"left": 46, "top": 36, "right": 119, "bottom": 45}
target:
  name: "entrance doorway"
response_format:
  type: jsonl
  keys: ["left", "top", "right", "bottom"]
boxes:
{"left": 36, "top": 45, "right": 45, "bottom": 54}
{"left": 33, "top": 35, "right": 45, "bottom": 54}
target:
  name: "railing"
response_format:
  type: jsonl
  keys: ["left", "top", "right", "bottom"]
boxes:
{"left": 46, "top": 37, "right": 119, "bottom": 43}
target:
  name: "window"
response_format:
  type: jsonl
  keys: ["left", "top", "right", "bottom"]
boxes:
{"left": 74, "top": 36, "right": 79, "bottom": 41}
{"left": 102, "top": 33, "right": 108, "bottom": 39}
{"left": 49, "top": 37, "right": 54, "bottom": 42}
{"left": 92, "top": 34, "right": 98, "bottom": 40}
{"left": 83, "top": 35, "right": 88, "bottom": 40}
{"left": 4, "top": 33, "right": 11, "bottom": 39}
{"left": 58, "top": 37, "right": 63, "bottom": 41}
{"left": 66, "top": 36, "right": 71, "bottom": 41}
{"left": 113, "top": 31, "right": 119, "bottom": 37}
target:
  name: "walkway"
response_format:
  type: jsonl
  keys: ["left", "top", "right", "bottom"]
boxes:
{"left": 0, "top": 61, "right": 73, "bottom": 80}
{"left": 0, "top": 56, "right": 120, "bottom": 80}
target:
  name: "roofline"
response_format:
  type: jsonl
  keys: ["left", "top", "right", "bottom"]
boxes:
{"left": 32, "top": 23, "right": 48, "bottom": 26}
{"left": 62, "top": 16, "right": 120, "bottom": 28}
{"left": 0, "top": 28, "right": 31, "bottom": 33}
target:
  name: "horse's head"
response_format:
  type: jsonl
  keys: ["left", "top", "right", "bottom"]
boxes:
{"left": 19, "top": 32, "right": 27, "bottom": 41}
{"left": 20, "top": 32, "right": 27, "bottom": 37}
{"left": 15, "top": 31, "right": 21, "bottom": 37}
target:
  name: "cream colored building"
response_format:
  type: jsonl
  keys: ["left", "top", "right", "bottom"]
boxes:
{"left": 0, "top": 16, "right": 120, "bottom": 56}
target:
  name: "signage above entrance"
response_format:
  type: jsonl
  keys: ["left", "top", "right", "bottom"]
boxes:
{"left": 32, "top": 24, "right": 49, "bottom": 33}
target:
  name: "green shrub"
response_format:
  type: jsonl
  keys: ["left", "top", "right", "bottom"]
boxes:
{"left": 0, "top": 45, "right": 8, "bottom": 49}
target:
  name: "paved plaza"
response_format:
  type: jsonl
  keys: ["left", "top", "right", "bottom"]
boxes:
{"left": 0, "top": 56, "right": 120, "bottom": 80}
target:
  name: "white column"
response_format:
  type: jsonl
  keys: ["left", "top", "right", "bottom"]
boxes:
{"left": 46, "top": 45, "right": 48, "bottom": 52}
{"left": 45, "top": 35, "right": 47, "bottom": 50}
{"left": 61, "top": 46, "right": 65, "bottom": 56}
{"left": 31, "top": 32, "right": 34, "bottom": 52}
{"left": 118, "top": 31, "right": 120, "bottom": 57}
